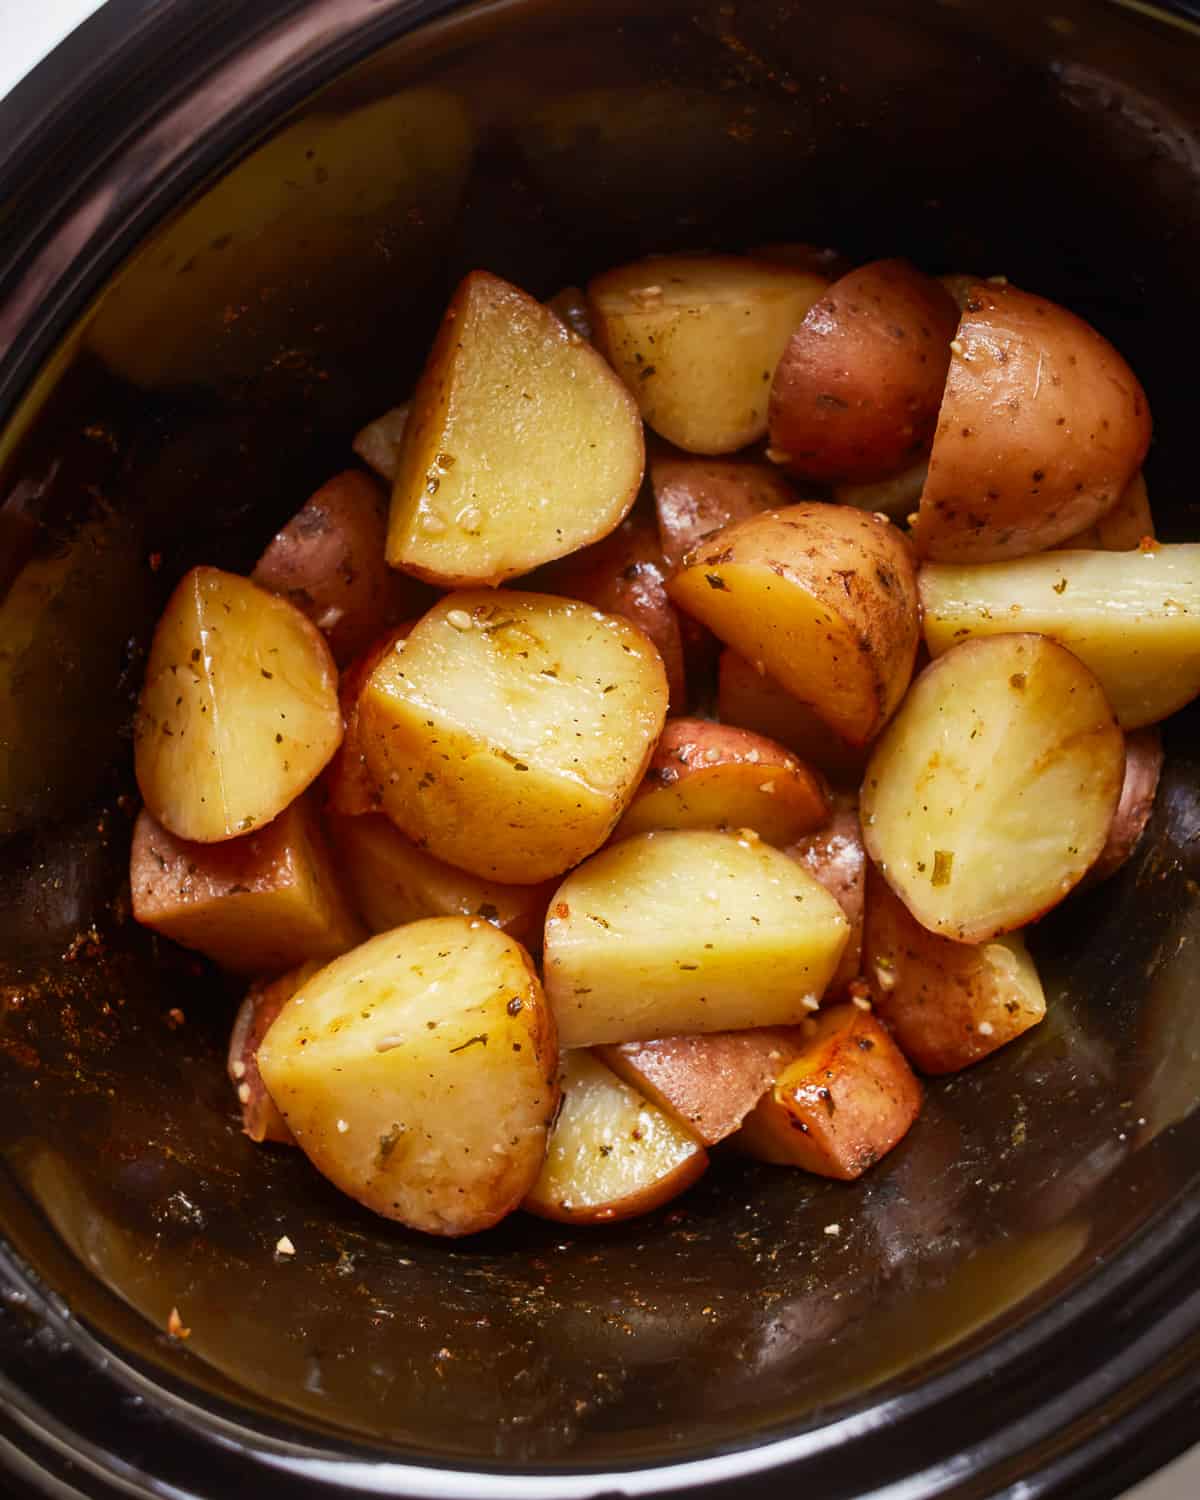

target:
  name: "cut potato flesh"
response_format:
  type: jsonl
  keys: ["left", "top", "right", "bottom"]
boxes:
{"left": 1062, "top": 470, "right": 1153, "bottom": 551}
{"left": 919, "top": 544, "right": 1200, "bottom": 729}
{"left": 863, "top": 864, "right": 1046, "bottom": 1074}
{"left": 524, "top": 1050, "right": 706, "bottom": 1224}
{"left": 257, "top": 918, "right": 558, "bottom": 1236}
{"left": 323, "top": 624, "right": 413, "bottom": 818}
{"left": 588, "top": 254, "right": 827, "bottom": 455}
{"left": 228, "top": 965, "right": 321, "bottom": 1144}
{"left": 352, "top": 404, "right": 410, "bottom": 484}
{"left": 649, "top": 446, "right": 797, "bottom": 570}
{"left": 359, "top": 591, "right": 668, "bottom": 884}
{"left": 135, "top": 566, "right": 342, "bottom": 842}
{"left": 861, "top": 634, "right": 1124, "bottom": 942}
{"left": 787, "top": 798, "right": 866, "bottom": 996}
{"left": 544, "top": 829, "right": 849, "bottom": 1048}
{"left": 387, "top": 270, "right": 643, "bottom": 587}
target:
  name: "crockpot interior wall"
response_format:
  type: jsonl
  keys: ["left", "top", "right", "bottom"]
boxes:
{"left": 1, "top": 0, "right": 1200, "bottom": 1473}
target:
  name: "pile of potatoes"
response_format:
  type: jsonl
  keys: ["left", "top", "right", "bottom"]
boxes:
{"left": 129, "top": 248, "right": 1194, "bottom": 1238}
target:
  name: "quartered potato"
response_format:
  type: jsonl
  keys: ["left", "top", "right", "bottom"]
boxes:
{"left": 737, "top": 1003, "right": 922, "bottom": 1179}
{"left": 716, "top": 649, "right": 869, "bottom": 784}
{"left": 649, "top": 445, "right": 797, "bottom": 570}
{"left": 323, "top": 624, "right": 413, "bottom": 818}
{"left": 228, "top": 965, "right": 321, "bottom": 1144}
{"left": 130, "top": 797, "right": 364, "bottom": 974}
{"left": 1090, "top": 728, "right": 1163, "bottom": 883}
{"left": 833, "top": 459, "right": 929, "bottom": 521}
{"left": 1063, "top": 470, "right": 1154, "bottom": 551}
{"left": 387, "top": 270, "right": 643, "bottom": 587}
{"left": 913, "top": 280, "right": 1152, "bottom": 562}
{"left": 135, "top": 566, "right": 342, "bottom": 842}
{"left": 588, "top": 254, "right": 828, "bottom": 455}
{"left": 543, "top": 829, "right": 849, "bottom": 1048}
{"left": 863, "top": 864, "right": 1046, "bottom": 1074}
{"left": 524, "top": 1050, "right": 706, "bottom": 1224}
{"left": 919, "top": 544, "right": 1200, "bottom": 729}
{"left": 359, "top": 591, "right": 668, "bottom": 883}
{"left": 352, "top": 404, "right": 410, "bottom": 484}
{"left": 788, "top": 798, "right": 867, "bottom": 996}
{"left": 257, "top": 918, "right": 559, "bottom": 1236}
{"left": 613, "top": 717, "right": 830, "bottom": 845}
{"left": 668, "top": 504, "right": 919, "bottom": 746}
{"left": 861, "top": 634, "right": 1125, "bottom": 942}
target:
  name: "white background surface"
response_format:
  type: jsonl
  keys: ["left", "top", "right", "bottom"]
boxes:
{"left": 0, "top": 2, "right": 1196, "bottom": 1497}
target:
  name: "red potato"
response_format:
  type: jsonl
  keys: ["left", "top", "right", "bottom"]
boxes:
{"left": 613, "top": 717, "right": 830, "bottom": 845}
{"left": 1089, "top": 728, "right": 1163, "bottom": 883}
{"left": 228, "top": 966, "right": 322, "bottom": 1144}
{"left": 352, "top": 404, "right": 410, "bottom": 484}
{"left": 323, "top": 624, "right": 413, "bottom": 818}
{"left": 787, "top": 798, "right": 866, "bottom": 996}
{"left": 598, "top": 1028, "right": 802, "bottom": 1146}
{"left": 768, "top": 259, "right": 959, "bottom": 483}
{"left": 716, "top": 649, "right": 869, "bottom": 784}
{"left": 648, "top": 445, "right": 798, "bottom": 570}
{"left": 737, "top": 1004, "right": 922, "bottom": 1179}
{"left": 912, "top": 280, "right": 1152, "bottom": 562}
{"left": 1062, "top": 470, "right": 1154, "bottom": 551}
{"left": 863, "top": 864, "right": 1046, "bottom": 1074}
{"left": 833, "top": 459, "right": 928, "bottom": 521}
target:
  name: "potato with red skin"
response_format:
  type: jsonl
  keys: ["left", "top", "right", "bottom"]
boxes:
{"left": 737, "top": 1004, "right": 922, "bottom": 1179}
{"left": 613, "top": 718, "right": 829, "bottom": 845}
{"left": 912, "top": 280, "right": 1152, "bottom": 562}
{"left": 649, "top": 445, "right": 798, "bottom": 570}
{"left": 768, "top": 259, "right": 959, "bottom": 484}
{"left": 863, "top": 865, "right": 1046, "bottom": 1074}
{"left": 228, "top": 966, "right": 322, "bottom": 1144}
{"left": 716, "top": 650, "right": 869, "bottom": 785}
{"left": 323, "top": 624, "right": 413, "bottom": 818}
{"left": 1089, "top": 729, "right": 1163, "bottom": 883}
{"left": 788, "top": 798, "right": 866, "bottom": 997}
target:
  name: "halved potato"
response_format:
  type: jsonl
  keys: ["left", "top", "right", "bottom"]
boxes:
{"left": 598, "top": 1028, "right": 801, "bottom": 1146}
{"left": 323, "top": 624, "right": 412, "bottom": 818}
{"left": 130, "top": 797, "right": 364, "bottom": 974}
{"left": 768, "top": 259, "right": 959, "bottom": 483}
{"left": 257, "top": 917, "right": 558, "bottom": 1236}
{"left": 737, "top": 1003, "right": 922, "bottom": 1179}
{"left": 228, "top": 965, "right": 321, "bottom": 1144}
{"left": 588, "top": 254, "right": 828, "bottom": 455}
{"left": 833, "top": 459, "right": 928, "bottom": 521}
{"left": 546, "top": 284, "right": 593, "bottom": 341}
{"left": 787, "top": 798, "right": 866, "bottom": 996}
{"left": 667, "top": 504, "right": 919, "bottom": 746}
{"left": 387, "top": 270, "right": 643, "bottom": 587}
{"left": 1090, "top": 728, "right": 1163, "bottom": 883}
{"left": 543, "top": 829, "right": 849, "bottom": 1048}
{"left": 716, "top": 649, "right": 869, "bottom": 784}
{"left": 1062, "top": 470, "right": 1154, "bottom": 551}
{"left": 863, "top": 864, "right": 1046, "bottom": 1074}
{"left": 328, "top": 813, "right": 553, "bottom": 948}
{"left": 524, "top": 1050, "right": 706, "bottom": 1224}
{"left": 352, "top": 404, "right": 410, "bottom": 484}
{"left": 613, "top": 718, "right": 829, "bottom": 845}
{"left": 919, "top": 544, "right": 1200, "bottom": 729}
{"left": 359, "top": 591, "right": 668, "bottom": 883}
{"left": 649, "top": 445, "right": 797, "bottom": 570}
{"left": 134, "top": 566, "right": 342, "bottom": 842}
{"left": 861, "top": 634, "right": 1125, "bottom": 942}
{"left": 912, "top": 280, "right": 1152, "bottom": 562}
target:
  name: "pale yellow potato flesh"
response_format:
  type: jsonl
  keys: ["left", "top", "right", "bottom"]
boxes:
{"left": 257, "top": 918, "right": 558, "bottom": 1236}
{"left": 919, "top": 544, "right": 1200, "bottom": 729}
{"left": 228, "top": 964, "right": 321, "bottom": 1144}
{"left": 543, "top": 829, "right": 849, "bottom": 1048}
{"left": 352, "top": 404, "right": 410, "bottom": 484}
{"left": 359, "top": 591, "right": 667, "bottom": 883}
{"left": 134, "top": 566, "right": 342, "bottom": 842}
{"left": 861, "top": 634, "right": 1124, "bottom": 942}
{"left": 588, "top": 255, "right": 827, "bottom": 455}
{"left": 387, "top": 271, "right": 643, "bottom": 587}
{"left": 524, "top": 1050, "right": 706, "bottom": 1223}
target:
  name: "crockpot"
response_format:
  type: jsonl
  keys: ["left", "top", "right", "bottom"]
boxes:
{"left": 2, "top": 1, "right": 1200, "bottom": 1496}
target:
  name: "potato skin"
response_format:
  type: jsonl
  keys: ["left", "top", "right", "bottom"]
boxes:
{"left": 913, "top": 281, "right": 1152, "bottom": 562}
{"left": 228, "top": 966, "right": 321, "bottom": 1144}
{"left": 787, "top": 798, "right": 866, "bottom": 997}
{"left": 649, "top": 445, "right": 797, "bottom": 571}
{"left": 768, "top": 259, "right": 959, "bottom": 483}
{"left": 1089, "top": 728, "right": 1163, "bottom": 883}
{"left": 323, "top": 623, "right": 413, "bottom": 817}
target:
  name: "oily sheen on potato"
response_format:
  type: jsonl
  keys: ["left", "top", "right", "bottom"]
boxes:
{"left": 359, "top": 591, "right": 668, "bottom": 883}
{"left": 256, "top": 918, "right": 558, "bottom": 1237}
{"left": 543, "top": 829, "right": 849, "bottom": 1048}
{"left": 387, "top": 271, "right": 643, "bottom": 587}
{"left": 135, "top": 566, "right": 342, "bottom": 842}
{"left": 861, "top": 634, "right": 1124, "bottom": 942}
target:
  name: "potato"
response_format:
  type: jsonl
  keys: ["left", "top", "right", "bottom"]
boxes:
{"left": 768, "top": 259, "right": 959, "bottom": 483}
{"left": 546, "top": 284, "right": 593, "bottom": 342}
{"left": 598, "top": 1028, "right": 802, "bottom": 1146}
{"left": 1090, "top": 728, "right": 1163, "bottom": 883}
{"left": 861, "top": 634, "right": 1124, "bottom": 942}
{"left": 543, "top": 829, "right": 849, "bottom": 1048}
{"left": 524, "top": 1050, "right": 706, "bottom": 1224}
{"left": 135, "top": 566, "right": 342, "bottom": 842}
{"left": 787, "top": 798, "right": 866, "bottom": 996}
{"left": 328, "top": 813, "right": 553, "bottom": 948}
{"left": 667, "top": 504, "right": 919, "bottom": 746}
{"left": 228, "top": 965, "right": 321, "bottom": 1144}
{"left": 130, "top": 798, "right": 364, "bottom": 974}
{"left": 737, "top": 1004, "right": 922, "bottom": 1178}
{"left": 863, "top": 864, "right": 1046, "bottom": 1074}
{"left": 387, "top": 270, "right": 643, "bottom": 587}
{"left": 257, "top": 918, "right": 558, "bottom": 1236}
{"left": 648, "top": 445, "right": 797, "bottom": 570}
{"left": 1062, "top": 470, "right": 1154, "bottom": 551}
{"left": 919, "top": 544, "right": 1200, "bottom": 729}
{"left": 833, "top": 459, "right": 928, "bottom": 521}
{"left": 352, "top": 404, "right": 410, "bottom": 484}
{"left": 359, "top": 591, "right": 667, "bottom": 883}
{"left": 528, "top": 512, "right": 687, "bottom": 711}
{"left": 716, "top": 649, "right": 869, "bottom": 784}
{"left": 912, "top": 281, "right": 1152, "bottom": 562}
{"left": 613, "top": 718, "right": 829, "bottom": 845}
{"left": 588, "top": 254, "right": 828, "bottom": 455}
{"left": 323, "top": 624, "right": 412, "bottom": 818}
